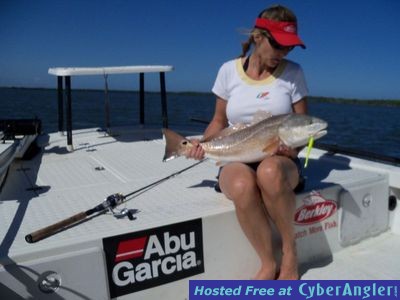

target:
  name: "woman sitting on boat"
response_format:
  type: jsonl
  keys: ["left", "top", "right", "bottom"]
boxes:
{"left": 186, "top": 4, "right": 307, "bottom": 280}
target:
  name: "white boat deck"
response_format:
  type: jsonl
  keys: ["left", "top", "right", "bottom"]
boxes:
{"left": 0, "top": 127, "right": 226, "bottom": 261}
{"left": 301, "top": 231, "right": 400, "bottom": 279}
{"left": 1, "top": 126, "right": 399, "bottom": 298}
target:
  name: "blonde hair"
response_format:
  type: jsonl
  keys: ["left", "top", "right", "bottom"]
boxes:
{"left": 240, "top": 5, "right": 298, "bottom": 57}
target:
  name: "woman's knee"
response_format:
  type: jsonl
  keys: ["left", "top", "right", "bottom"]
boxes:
{"left": 257, "top": 158, "right": 284, "bottom": 183}
{"left": 221, "top": 174, "right": 255, "bottom": 196}
{"left": 256, "top": 158, "right": 290, "bottom": 196}
{"left": 219, "top": 166, "right": 259, "bottom": 208}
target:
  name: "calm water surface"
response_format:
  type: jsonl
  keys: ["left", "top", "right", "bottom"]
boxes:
{"left": 1, "top": 88, "right": 399, "bottom": 158}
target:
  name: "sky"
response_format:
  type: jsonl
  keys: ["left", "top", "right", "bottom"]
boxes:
{"left": 1, "top": 0, "right": 400, "bottom": 100}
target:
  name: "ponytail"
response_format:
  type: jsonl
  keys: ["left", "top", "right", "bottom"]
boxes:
{"left": 240, "top": 36, "right": 253, "bottom": 58}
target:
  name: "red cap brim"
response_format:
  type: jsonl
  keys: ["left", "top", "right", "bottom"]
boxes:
{"left": 270, "top": 31, "right": 306, "bottom": 49}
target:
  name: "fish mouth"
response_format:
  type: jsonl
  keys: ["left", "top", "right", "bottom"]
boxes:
{"left": 312, "top": 129, "right": 328, "bottom": 140}
{"left": 310, "top": 118, "right": 328, "bottom": 130}
{"left": 310, "top": 118, "right": 328, "bottom": 139}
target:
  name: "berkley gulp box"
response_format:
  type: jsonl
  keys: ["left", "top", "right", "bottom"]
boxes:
{"left": 294, "top": 169, "right": 389, "bottom": 264}
{"left": 294, "top": 188, "right": 340, "bottom": 264}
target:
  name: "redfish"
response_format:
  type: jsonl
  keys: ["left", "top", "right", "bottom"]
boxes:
{"left": 163, "top": 113, "right": 327, "bottom": 164}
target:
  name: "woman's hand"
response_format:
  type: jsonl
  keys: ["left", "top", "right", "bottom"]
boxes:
{"left": 185, "top": 139, "right": 205, "bottom": 160}
{"left": 276, "top": 144, "right": 299, "bottom": 159}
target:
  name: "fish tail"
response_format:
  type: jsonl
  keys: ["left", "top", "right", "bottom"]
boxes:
{"left": 162, "top": 128, "right": 190, "bottom": 162}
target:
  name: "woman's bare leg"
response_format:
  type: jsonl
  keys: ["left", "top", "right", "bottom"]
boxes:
{"left": 256, "top": 156, "right": 299, "bottom": 280}
{"left": 219, "top": 162, "right": 276, "bottom": 280}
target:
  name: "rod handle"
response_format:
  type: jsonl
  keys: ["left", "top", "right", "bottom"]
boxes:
{"left": 25, "top": 211, "right": 87, "bottom": 243}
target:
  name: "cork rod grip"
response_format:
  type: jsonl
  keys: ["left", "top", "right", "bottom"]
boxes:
{"left": 25, "top": 211, "right": 87, "bottom": 243}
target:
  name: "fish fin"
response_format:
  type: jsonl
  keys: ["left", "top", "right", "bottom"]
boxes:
{"left": 251, "top": 110, "right": 273, "bottom": 125}
{"left": 262, "top": 136, "right": 281, "bottom": 155}
{"left": 162, "top": 128, "right": 191, "bottom": 162}
{"left": 230, "top": 123, "right": 248, "bottom": 132}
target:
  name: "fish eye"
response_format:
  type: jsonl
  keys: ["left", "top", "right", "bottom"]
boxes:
{"left": 182, "top": 141, "right": 188, "bottom": 145}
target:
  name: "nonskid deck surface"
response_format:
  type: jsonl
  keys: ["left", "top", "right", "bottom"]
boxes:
{"left": 0, "top": 127, "right": 228, "bottom": 261}
{"left": 301, "top": 231, "right": 400, "bottom": 279}
{"left": 0, "top": 126, "right": 399, "bottom": 280}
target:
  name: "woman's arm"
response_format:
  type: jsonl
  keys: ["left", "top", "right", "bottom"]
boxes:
{"left": 186, "top": 97, "right": 228, "bottom": 159}
{"left": 292, "top": 97, "right": 308, "bottom": 114}
{"left": 202, "top": 98, "right": 229, "bottom": 140}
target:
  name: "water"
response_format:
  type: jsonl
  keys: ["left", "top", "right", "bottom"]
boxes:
{"left": 308, "top": 101, "right": 400, "bottom": 158}
{"left": 1, "top": 88, "right": 399, "bottom": 159}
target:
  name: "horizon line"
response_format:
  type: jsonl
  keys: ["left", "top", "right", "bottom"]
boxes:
{"left": 0, "top": 86, "right": 399, "bottom": 103}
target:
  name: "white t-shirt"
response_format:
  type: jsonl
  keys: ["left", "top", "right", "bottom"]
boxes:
{"left": 212, "top": 58, "right": 308, "bottom": 125}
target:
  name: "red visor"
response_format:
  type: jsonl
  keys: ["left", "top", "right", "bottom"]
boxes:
{"left": 255, "top": 18, "right": 305, "bottom": 49}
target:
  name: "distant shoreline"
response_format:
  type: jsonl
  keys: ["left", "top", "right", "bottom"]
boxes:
{"left": 308, "top": 96, "right": 400, "bottom": 107}
{"left": 1, "top": 87, "right": 399, "bottom": 106}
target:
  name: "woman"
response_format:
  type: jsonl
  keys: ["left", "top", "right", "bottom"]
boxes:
{"left": 188, "top": 4, "right": 307, "bottom": 280}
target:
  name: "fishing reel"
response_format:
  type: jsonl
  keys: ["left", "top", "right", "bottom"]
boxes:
{"left": 103, "top": 193, "right": 139, "bottom": 221}
{"left": 110, "top": 207, "right": 139, "bottom": 220}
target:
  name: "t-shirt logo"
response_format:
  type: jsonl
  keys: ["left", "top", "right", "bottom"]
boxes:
{"left": 256, "top": 91, "right": 269, "bottom": 100}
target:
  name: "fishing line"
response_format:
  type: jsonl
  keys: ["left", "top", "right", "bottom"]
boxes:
{"left": 124, "top": 159, "right": 206, "bottom": 199}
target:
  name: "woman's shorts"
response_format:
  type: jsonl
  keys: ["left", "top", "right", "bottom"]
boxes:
{"left": 214, "top": 157, "right": 305, "bottom": 193}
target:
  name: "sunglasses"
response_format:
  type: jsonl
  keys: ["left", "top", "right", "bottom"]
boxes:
{"left": 264, "top": 33, "right": 294, "bottom": 52}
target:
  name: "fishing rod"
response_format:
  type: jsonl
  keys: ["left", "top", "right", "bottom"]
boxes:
{"left": 316, "top": 142, "right": 400, "bottom": 165}
{"left": 25, "top": 159, "right": 206, "bottom": 243}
